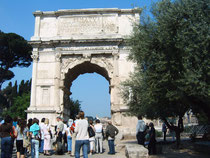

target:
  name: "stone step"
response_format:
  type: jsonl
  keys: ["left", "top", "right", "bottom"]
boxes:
{"left": 125, "top": 144, "right": 148, "bottom": 158}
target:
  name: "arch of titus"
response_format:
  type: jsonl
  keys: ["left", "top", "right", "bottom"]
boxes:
{"left": 27, "top": 8, "right": 141, "bottom": 136}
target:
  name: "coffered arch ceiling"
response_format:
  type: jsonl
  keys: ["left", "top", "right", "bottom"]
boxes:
{"left": 64, "top": 61, "right": 110, "bottom": 91}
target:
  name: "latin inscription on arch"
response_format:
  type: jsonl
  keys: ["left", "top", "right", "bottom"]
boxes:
{"left": 58, "top": 15, "right": 118, "bottom": 36}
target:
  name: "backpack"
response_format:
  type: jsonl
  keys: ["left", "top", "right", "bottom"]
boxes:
{"left": 10, "top": 126, "right": 17, "bottom": 139}
{"left": 88, "top": 126, "right": 95, "bottom": 137}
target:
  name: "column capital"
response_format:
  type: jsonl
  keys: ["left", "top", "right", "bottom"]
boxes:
{"left": 55, "top": 52, "right": 61, "bottom": 62}
{"left": 31, "top": 51, "right": 39, "bottom": 62}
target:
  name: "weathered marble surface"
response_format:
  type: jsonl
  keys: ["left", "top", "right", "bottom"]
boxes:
{"left": 27, "top": 8, "right": 141, "bottom": 136}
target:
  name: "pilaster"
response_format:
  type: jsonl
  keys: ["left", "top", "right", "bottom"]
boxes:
{"left": 29, "top": 49, "right": 39, "bottom": 110}
{"left": 54, "top": 51, "right": 62, "bottom": 113}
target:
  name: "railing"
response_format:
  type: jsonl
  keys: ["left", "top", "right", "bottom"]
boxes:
{"left": 184, "top": 125, "right": 210, "bottom": 139}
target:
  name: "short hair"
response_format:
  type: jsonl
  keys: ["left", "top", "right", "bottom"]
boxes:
{"left": 41, "top": 118, "right": 45, "bottom": 123}
{"left": 79, "top": 111, "right": 85, "bottom": 119}
{"left": 95, "top": 119, "right": 100, "bottom": 123}
{"left": 108, "top": 120, "right": 112, "bottom": 125}
{"left": 32, "top": 118, "right": 39, "bottom": 124}
{"left": 137, "top": 115, "right": 142, "bottom": 120}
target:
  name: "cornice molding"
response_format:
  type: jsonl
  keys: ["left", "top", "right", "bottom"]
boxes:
{"left": 29, "top": 38, "right": 124, "bottom": 47}
{"left": 33, "top": 8, "right": 142, "bottom": 17}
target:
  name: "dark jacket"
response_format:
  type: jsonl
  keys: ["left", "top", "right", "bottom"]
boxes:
{"left": 105, "top": 124, "right": 119, "bottom": 139}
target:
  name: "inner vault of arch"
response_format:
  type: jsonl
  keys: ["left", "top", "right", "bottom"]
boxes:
{"left": 62, "top": 61, "right": 111, "bottom": 118}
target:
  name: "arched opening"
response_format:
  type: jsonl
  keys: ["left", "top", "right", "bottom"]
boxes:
{"left": 63, "top": 61, "right": 111, "bottom": 119}
{"left": 71, "top": 73, "right": 110, "bottom": 118}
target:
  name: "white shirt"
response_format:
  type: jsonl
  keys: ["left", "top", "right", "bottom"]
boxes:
{"left": 62, "top": 124, "right": 67, "bottom": 135}
{"left": 136, "top": 120, "right": 146, "bottom": 133}
{"left": 40, "top": 122, "right": 45, "bottom": 140}
{"left": 75, "top": 119, "right": 89, "bottom": 140}
{"left": 94, "top": 123, "right": 103, "bottom": 133}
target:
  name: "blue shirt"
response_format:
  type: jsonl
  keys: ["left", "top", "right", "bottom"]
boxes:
{"left": 30, "top": 123, "right": 40, "bottom": 136}
{"left": 136, "top": 120, "right": 146, "bottom": 133}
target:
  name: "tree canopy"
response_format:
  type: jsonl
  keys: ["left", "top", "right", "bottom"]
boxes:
{"left": 0, "top": 31, "right": 32, "bottom": 90}
{"left": 123, "top": 0, "right": 209, "bottom": 145}
{"left": 124, "top": 0, "right": 209, "bottom": 120}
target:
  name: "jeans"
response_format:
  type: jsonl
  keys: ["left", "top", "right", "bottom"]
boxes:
{"left": 31, "top": 139, "right": 39, "bottom": 158}
{"left": 1, "top": 137, "right": 13, "bottom": 158}
{"left": 67, "top": 136, "right": 72, "bottom": 152}
{"left": 75, "top": 140, "right": 89, "bottom": 158}
{"left": 95, "top": 133, "right": 103, "bottom": 153}
{"left": 39, "top": 139, "right": 44, "bottom": 153}
{"left": 108, "top": 140, "right": 115, "bottom": 154}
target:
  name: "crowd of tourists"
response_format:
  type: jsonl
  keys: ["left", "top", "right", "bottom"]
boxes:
{"left": 0, "top": 111, "right": 119, "bottom": 158}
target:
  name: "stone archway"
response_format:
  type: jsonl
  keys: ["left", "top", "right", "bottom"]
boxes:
{"left": 62, "top": 60, "right": 110, "bottom": 119}
{"left": 27, "top": 8, "right": 141, "bottom": 137}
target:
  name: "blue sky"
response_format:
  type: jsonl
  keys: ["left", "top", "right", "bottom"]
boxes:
{"left": 0, "top": 0, "right": 157, "bottom": 117}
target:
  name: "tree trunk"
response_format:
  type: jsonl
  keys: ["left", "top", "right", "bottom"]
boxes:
{"left": 175, "top": 130, "right": 181, "bottom": 148}
{"left": 163, "top": 116, "right": 184, "bottom": 148}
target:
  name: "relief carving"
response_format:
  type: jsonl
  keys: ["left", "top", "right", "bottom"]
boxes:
{"left": 61, "top": 57, "right": 80, "bottom": 72}
{"left": 55, "top": 52, "right": 62, "bottom": 62}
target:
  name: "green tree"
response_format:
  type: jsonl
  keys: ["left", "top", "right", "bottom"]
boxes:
{"left": 123, "top": 0, "right": 210, "bottom": 147}
{"left": 3, "top": 93, "right": 30, "bottom": 119}
{"left": 0, "top": 31, "right": 32, "bottom": 90}
{"left": 64, "top": 94, "right": 81, "bottom": 119}
{"left": 19, "top": 79, "right": 31, "bottom": 96}
{"left": 0, "top": 79, "right": 31, "bottom": 110}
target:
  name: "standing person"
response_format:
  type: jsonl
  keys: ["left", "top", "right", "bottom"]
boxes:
{"left": 136, "top": 115, "right": 146, "bottom": 146}
{"left": 16, "top": 119, "right": 28, "bottom": 158}
{"left": 62, "top": 119, "right": 68, "bottom": 152}
{"left": 105, "top": 121, "right": 119, "bottom": 155}
{"left": 0, "top": 115, "right": 15, "bottom": 158}
{"left": 94, "top": 119, "right": 103, "bottom": 154}
{"left": 66, "top": 119, "right": 73, "bottom": 155}
{"left": 30, "top": 118, "right": 41, "bottom": 158}
{"left": 39, "top": 118, "right": 45, "bottom": 154}
{"left": 56, "top": 116, "right": 64, "bottom": 155}
{"left": 162, "top": 122, "right": 167, "bottom": 142}
{"left": 148, "top": 122, "right": 156, "bottom": 155}
{"left": 43, "top": 118, "right": 51, "bottom": 156}
{"left": 13, "top": 117, "right": 18, "bottom": 128}
{"left": 27, "top": 118, "right": 33, "bottom": 154}
{"left": 75, "top": 111, "right": 89, "bottom": 158}
{"left": 88, "top": 120, "right": 95, "bottom": 155}
{"left": 70, "top": 115, "right": 79, "bottom": 157}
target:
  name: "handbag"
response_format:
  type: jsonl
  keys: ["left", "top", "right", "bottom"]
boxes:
{"left": 88, "top": 126, "right": 95, "bottom": 138}
{"left": 23, "top": 137, "right": 31, "bottom": 148}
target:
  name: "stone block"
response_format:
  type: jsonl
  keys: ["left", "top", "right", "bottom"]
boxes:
{"left": 125, "top": 144, "right": 148, "bottom": 158}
